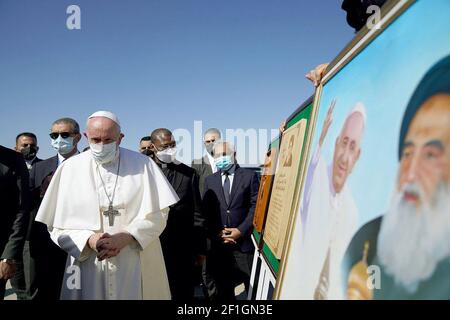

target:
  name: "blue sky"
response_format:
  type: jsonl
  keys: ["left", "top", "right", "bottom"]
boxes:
{"left": 0, "top": 0, "right": 354, "bottom": 163}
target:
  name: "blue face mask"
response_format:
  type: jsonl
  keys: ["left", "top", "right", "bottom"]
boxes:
{"left": 214, "top": 155, "right": 233, "bottom": 171}
{"left": 51, "top": 136, "right": 75, "bottom": 155}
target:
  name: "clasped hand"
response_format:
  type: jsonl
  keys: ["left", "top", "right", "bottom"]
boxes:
{"left": 219, "top": 228, "right": 242, "bottom": 245}
{"left": 0, "top": 261, "right": 16, "bottom": 280}
{"left": 88, "top": 232, "right": 134, "bottom": 261}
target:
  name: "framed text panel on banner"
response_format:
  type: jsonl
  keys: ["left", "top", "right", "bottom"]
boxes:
{"left": 257, "top": 98, "right": 314, "bottom": 275}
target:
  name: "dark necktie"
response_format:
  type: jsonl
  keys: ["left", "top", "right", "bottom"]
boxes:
{"left": 223, "top": 172, "right": 231, "bottom": 206}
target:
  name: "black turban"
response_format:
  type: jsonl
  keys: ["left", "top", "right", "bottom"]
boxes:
{"left": 398, "top": 55, "right": 450, "bottom": 159}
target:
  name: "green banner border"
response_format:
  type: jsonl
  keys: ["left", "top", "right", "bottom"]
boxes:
{"left": 255, "top": 102, "right": 313, "bottom": 276}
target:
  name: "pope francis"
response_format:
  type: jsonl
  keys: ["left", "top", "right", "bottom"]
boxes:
{"left": 35, "top": 111, "right": 179, "bottom": 300}
{"left": 296, "top": 101, "right": 366, "bottom": 299}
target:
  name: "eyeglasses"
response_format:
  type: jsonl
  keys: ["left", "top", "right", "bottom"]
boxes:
{"left": 49, "top": 132, "right": 73, "bottom": 139}
{"left": 205, "top": 139, "right": 216, "bottom": 144}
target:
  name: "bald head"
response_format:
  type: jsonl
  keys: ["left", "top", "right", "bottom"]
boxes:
{"left": 150, "top": 128, "right": 175, "bottom": 155}
{"left": 150, "top": 128, "right": 173, "bottom": 143}
{"left": 85, "top": 116, "right": 124, "bottom": 146}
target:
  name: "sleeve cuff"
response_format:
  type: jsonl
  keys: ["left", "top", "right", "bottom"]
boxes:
{"left": 79, "top": 242, "right": 94, "bottom": 262}
{"left": 123, "top": 225, "right": 145, "bottom": 251}
{"left": 76, "top": 231, "right": 96, "bottom": 262}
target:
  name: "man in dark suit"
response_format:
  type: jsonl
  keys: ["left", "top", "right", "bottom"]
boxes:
{"left": 191, "top": 128, "right": 221, "bottom": 195}
{"left": 139, "top": 135, "right": 153, "bottom": 157}
{"left": 0, "top": 145, "right": 30, "bottom": 300}
{"left": 29, "top": 117, "right": 82, "bottom": 300}
{"left": 150, "top": 128, "right": 206, "bottom": 300}
{"left": 191, "top": 128, "right": 221, "bottom": 299}
{"left": 14, "top": 132, "right": 42, "bottom": 171}
{"left": 203, "top": 140, "right": 259, "bottom": 301}
{"left": 10, "top": 132, "right": 42, "bottom": 299}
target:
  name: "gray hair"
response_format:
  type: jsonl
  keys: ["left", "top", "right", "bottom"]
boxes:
{"left": 212, "top": 140, "right": 235, "bottom": 156}
{"left": 52, "top": 118, "right": 80, "bottom": 134}
{"left": 204, "top": 128, "right": 221, "bottom": 140}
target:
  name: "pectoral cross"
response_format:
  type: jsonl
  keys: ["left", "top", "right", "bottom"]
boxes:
{"left": 103, "top": 204, "right": 120, "bottom": 227}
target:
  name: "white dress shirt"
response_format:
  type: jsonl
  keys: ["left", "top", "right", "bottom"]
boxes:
{"left": 25, "top": 158, "right": 35, "bottom": 171}
{"left": 57, "top": 150, "right": 79, "bottom": 166}
{"left": 206, "top": 152, "right": 218, "bottom": 173}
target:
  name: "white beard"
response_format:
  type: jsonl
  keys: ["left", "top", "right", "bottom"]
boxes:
{"left": 377, "top": 182, "right": 450, "bottom": 293}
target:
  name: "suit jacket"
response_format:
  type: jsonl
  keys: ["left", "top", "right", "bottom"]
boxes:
{"left": 28, "top": 155, "right": 69, "bottom": 300}
{"left": 28, "top": 156, "right": 67, "bottom": 258}
{"left": 159, "top": 161, "right": 206, "bottom": 257}
{"left": 28, "top": 156, "right": 58, "bottom": 239}
{"left": 29, "top": 156, "right": 58, "bottom": 204}
{"left": 0, "top": 145, "right": 30, "bottom": 261}
{"left": 203, "top": 165, "right": 259, "bottom": 253}
{"left": 191, "top": 155, "right": 213, "bottom": 196}
{"left": 29, "top": 157, "right": 42, "bottom": 168}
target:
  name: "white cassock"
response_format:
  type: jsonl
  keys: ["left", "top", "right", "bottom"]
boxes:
{"left": 35, "top": 147, "right": 179, "bottom": 300}
{"left": 297, "top": 146, "right": 358, "bottom": 300}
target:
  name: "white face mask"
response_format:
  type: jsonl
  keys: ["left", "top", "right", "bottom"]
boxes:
{"left": 90, "top": 141, "right": 118, "bottom": 164}
{"left": 156, "top": 147, "right": 177, "bottom": 163}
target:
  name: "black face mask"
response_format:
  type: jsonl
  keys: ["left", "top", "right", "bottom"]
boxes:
{"left": 21, "top": 145, "right": 38, "bottom": 161}
{"left": 141, "top": 149, "right": 153, "bottom": 157}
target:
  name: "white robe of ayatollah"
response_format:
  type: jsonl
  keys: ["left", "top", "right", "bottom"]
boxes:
{"left": 35, "top": 147, "right": 179, "bottom": 300}
{"left": 297, "top": 147, "right": 358, "bottom": 300}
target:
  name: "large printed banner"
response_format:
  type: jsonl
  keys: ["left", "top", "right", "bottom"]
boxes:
{"left": 278, "top": 0, "right": 450, "bottom": 299}
{"left": 250, "top": 100, "right": 313, "bottom": 289}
